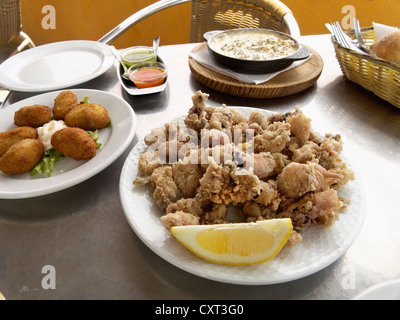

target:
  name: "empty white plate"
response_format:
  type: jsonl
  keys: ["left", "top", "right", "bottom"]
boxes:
{"left": 0, "top": 41, "right": 114, "bottom": 92}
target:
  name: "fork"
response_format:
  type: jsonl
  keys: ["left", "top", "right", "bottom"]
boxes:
{"left": 325, "top": 21, "right": 367, "bottom": 54}
{"left": 353, "top": 18, "right": 372, "bottom": 54}
{"left": 326, "top": 22, "right": 350, "bottom": 47}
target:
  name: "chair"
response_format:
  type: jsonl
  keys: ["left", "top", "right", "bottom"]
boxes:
{"left": 98, "top": 0, "right": 301, "bottom": 44}
{"left": 0, "top": 0, "right": 35, "bottom": 107}
{"left": 0, "top": 0, "right": 35, "bottom": 59}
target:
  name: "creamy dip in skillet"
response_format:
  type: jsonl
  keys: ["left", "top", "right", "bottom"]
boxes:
{"left": 210, "top": 30, "right": 298, "bottom": 61}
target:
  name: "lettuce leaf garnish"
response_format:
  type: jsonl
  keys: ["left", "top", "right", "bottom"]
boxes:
{"left": 30, "top": 149, "right": 65, "bottom": 177}
{"left": 87, "top": 130, "right": 102, "bottom": 148}
{"left": 81, "top": 96, "right": 90, "bottom": 104}
{"left": 30, "top": 130, "right": 102, "bottom": 177}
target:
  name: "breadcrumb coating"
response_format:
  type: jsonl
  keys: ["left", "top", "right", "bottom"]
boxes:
{"left": 134, "top": 91, "right": 355, "bottom": 247}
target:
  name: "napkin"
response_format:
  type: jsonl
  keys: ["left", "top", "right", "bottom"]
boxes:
{"left": 189, "top": 46, "right": 310, "bottom": 85}
{"left": 373, "top": 22, "right": 399, "bottom": 41}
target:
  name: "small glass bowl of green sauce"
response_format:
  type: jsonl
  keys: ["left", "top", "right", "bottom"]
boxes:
{"left": 120, "top": 46, "right": 156, "bottom": 67}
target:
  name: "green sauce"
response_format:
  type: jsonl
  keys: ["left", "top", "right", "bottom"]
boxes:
{"left": 121, "top": 47, "right": 156, "bottom": 67}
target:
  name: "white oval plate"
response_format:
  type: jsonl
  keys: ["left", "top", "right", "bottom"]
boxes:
{"left": 119, "top": 107, "right": 366, "bottom": 285}
{"left": 0, "top": 41, "right": 114, "bottom": 92}
{"left": 0, "top": 89, "right": 136, "bottom": 199}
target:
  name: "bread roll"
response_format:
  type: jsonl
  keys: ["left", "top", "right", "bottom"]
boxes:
{"left": 370, "top": 31, "right": 400, "bottom": 65}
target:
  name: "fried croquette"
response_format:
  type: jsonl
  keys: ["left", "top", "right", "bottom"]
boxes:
{"left": 51, "top": 127, "right": 97, "bottom": 160}
{"left": 64, "top": 103, "right": 110, "bottom": 130}
{"left": 0, "top": 139, "right": 44, "bottom": 175}
{"left": 14, "top": 104, "right": 52, "bottom": 127}
{"left": 0, "top": 126, "right": 38, "bottom": 156}
{"left": 53, "top": 90, "right": 78, "bottom": 120}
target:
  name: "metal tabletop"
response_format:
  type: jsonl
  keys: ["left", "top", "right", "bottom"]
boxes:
{"left": 0, "top": 35, "right": 399, "bottom": 300}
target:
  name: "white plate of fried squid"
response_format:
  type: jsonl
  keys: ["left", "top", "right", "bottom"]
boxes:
{"left": 120, "top": 91, "right": 365, "bottom": 285}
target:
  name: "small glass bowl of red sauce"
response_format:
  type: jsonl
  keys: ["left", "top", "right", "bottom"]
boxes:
{"left": 128, "top": 62, "right": 167, "bottom": 89}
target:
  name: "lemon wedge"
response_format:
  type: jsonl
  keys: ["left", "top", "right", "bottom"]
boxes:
{"left": 0, "top": 291, "right": 5, "bottom": 300}
{"left": 170, "top": 218, "right": 293, "bottom": 265}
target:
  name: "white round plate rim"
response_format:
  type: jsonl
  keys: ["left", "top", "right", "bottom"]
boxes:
{"left": 0, "top": 89, "right": 136, "bottom": 199}
{"left": 0, "top": 41, "right": 114, "bottom": 92}
{"left": 352, "top": 279, "right": 400, "bottom": 300}
{"left": 119, "top": 106, "right": 366, "bottom": 285}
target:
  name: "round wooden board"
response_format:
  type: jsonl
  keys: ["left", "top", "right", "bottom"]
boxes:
{"left": 188, "top": 42, "right": 324, "bottom": 99}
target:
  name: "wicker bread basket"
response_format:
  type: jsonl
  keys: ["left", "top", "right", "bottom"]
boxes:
{"left": 332, "top": 27, "right": 400, "bottom": 109}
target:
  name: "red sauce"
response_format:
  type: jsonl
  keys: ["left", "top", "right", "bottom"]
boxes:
{"left": 131, "top": 67, "right": 166, "bottom": 88}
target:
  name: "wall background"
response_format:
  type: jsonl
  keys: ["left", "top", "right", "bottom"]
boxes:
{"left": 20, "top": 0, "right": 400, "bottom": 48}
